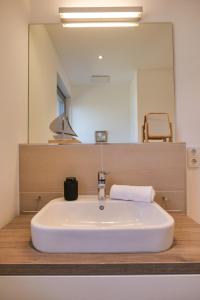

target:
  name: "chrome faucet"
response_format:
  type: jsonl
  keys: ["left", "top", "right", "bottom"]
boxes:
{"left": 98, "top": 171, "right": 107, "bottom": 201}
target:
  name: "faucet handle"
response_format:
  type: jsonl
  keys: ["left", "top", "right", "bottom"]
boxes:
{"left": 98, "top": 170, "right": 109, "bottom": 180}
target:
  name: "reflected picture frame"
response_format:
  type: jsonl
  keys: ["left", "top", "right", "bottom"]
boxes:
{"left": 95, "top": 131, "right": 108, "bottom": 143}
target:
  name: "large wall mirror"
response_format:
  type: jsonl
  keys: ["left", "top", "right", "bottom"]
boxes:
{"left": 28, "top": 23, "right": 175, "bottom": 143}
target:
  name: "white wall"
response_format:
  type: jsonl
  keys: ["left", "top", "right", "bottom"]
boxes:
{"left": 71, "top": 83, "right": 132, "bottom": 143}
{"left": 29, "top": 25, "right": 71, "bottom": 143}
{"left": 28, "top": 0, "right": 200, "bottom": 222}
{"left": 0, "top": 0, "right": 29, "bottom": 228}
{"left": 1, "top": 275, "right": 200, "bottom": 300}
{"left": 137, "top": 68, "right": 175, "bottom": 142}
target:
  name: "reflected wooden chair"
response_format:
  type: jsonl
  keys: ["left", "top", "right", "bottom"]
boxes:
{"left": 142, "top": 113, "right": 173, "bottom": 142}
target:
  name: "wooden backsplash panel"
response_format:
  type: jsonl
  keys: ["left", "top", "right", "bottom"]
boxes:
{"left": 20, "top": 144, "right": 100, "bottom": 193}
{"left": 19, "top": 143, "right": 186, "bottom": 212}
{"left": 103, "top": 143, "right": 186, "bottom": 191}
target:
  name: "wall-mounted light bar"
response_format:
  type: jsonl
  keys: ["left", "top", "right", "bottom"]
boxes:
{"left": 62, "top": 22, "right": 139, "bottom": 28}
{"left": 59, "top": 7, "right": 143, "bottom": 28}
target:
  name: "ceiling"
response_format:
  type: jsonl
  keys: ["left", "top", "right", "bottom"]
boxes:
{"left": 45, "top": 23, "right": 173, "bottom": 85}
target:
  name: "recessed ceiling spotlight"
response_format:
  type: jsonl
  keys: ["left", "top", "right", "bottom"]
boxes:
{"left": 98, "top": 55, "right": 103, "bottom": 60}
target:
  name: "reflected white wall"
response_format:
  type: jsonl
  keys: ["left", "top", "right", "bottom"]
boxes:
{"left": 71, "top": 83, "right": 133, "bottom": 143}
{"left": 137, "top": 68, "right": 175, "bottom": 142}
{"left": 29, "top": 25, "right": 71, "bottom": 143}
{"left": 129, "top": 72, "right": 138, "bottom": 143}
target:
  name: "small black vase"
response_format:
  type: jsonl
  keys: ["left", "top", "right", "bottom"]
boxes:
{"left": 64, "top": 177, "right": 78, "bottom": 201}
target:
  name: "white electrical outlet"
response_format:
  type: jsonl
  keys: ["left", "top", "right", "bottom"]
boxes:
{"left": 187, "top": 147, "right": 200, "bottom": 168}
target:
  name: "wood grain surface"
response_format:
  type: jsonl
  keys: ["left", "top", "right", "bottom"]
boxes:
{"left": 19, "top": 143, "right": 186, "bottom": 212}
{"left": 0, "top": 213, "right": 200, "bottom": 275}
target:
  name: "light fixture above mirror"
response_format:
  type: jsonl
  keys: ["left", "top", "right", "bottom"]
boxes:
{"left": 59, "top": 7, "right": 143, "bottom": 28}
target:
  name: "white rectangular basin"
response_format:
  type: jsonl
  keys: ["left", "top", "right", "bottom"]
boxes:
{"left": 31, "top": 195, "right": 174, "bottom": 253}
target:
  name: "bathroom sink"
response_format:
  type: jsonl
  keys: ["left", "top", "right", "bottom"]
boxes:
{"left": 31, "top": 195, "right": 174, "bottom": 253}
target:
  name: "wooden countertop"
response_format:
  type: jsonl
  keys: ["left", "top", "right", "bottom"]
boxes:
{"left": 1, "top": 213, "right": 200, "bottom": 276}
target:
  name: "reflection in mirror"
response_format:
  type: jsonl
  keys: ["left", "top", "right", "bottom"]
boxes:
{"left": 29, "top": 23, "right": 175, "bottom": 144}
{"left": 142, "top": 113, "right": 173, "bottom": 143}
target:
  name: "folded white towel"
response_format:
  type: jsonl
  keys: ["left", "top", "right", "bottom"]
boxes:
{"left": 110, "top": 185, "right": 155, "bottom": 203}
